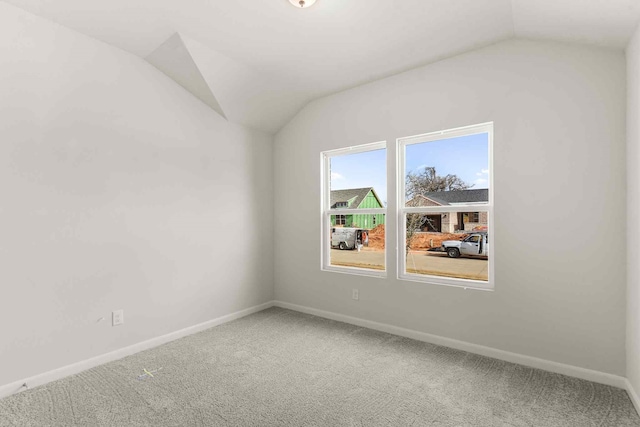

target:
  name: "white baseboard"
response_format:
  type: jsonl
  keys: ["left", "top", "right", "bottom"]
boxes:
{"left": 0, "top": 301, "right": 274, "bottom": 400}
{"left": 626, "top": 379, "right": 640, "bottom": 416}
{"left": 274, "top": 300, "right": 627, "bottom": 389}
{"left": 2, "top": 300, "right": 632, "bottom": 403}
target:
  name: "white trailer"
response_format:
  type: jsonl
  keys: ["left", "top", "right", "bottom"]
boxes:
{"left": 331, "top": 227, "right": 367, "bottom": 250}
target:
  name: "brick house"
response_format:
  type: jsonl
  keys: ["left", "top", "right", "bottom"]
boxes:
{"left": 406, "top": 189, "right": 488, "bottom": 233}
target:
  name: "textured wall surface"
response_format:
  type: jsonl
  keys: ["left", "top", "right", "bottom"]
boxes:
{"left": 274, "top": 39, "right": 627, "bottom": 375}
{"left": 0, "top": 3, "right": 274, "bottom": 388}
{"left": 627, "top": 22, "right": 640, "bottom": 400}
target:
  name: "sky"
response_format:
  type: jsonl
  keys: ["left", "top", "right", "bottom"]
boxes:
{"left": 330, "top": 149, "right": 388, "bottom": 204}
{"left": 330, "top": 133, "right": 489, "bottom": 205}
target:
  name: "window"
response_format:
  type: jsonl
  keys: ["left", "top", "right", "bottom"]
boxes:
{"left": 467, "top": 235, "right": 481, "bottom": 243}
{"left": 322, "top": 142, "right": 386, "bottom": 275}
{"left": 320, "top": 124, "right": 492, "bottom": 288}
{"left": 463, "top": 212, "right": 480, "bottom": 223}
{"left": 398, "top": 123, "right": 493, "bottom": 289}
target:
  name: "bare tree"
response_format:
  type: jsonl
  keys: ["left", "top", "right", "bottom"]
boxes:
{"left": 406, "top": 213, "right": 424, "bottom": 255}
{"left": 405, "top": 167, "right": 471, "bottom": 253}
{"left": 406, "top": 166, "right": 471, "bottom": 200}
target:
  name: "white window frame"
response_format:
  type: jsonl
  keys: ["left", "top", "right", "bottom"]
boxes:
{"left": 397, "top": 123, "right": 494, "bottom": 290}
{"left": 321, "top": 141, "right": 387, "bottom": 277}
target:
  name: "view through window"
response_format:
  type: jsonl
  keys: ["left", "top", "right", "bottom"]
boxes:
{"left": 400, "top": 124, "right": 492, "bottom": 287}
{"left": 322, "top": 143, "right": 386, "bottom": 273}
{"left": 321, "top": 123, "right": 492, "bottom": 288}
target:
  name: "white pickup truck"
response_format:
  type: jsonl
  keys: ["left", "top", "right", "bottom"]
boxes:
{"left": 441, "top": 232, "right": 488, "bottom": 258}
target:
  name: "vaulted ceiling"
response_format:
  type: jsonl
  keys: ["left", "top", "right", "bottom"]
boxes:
{"left": 4, "top": 0, "right": 639, "bottom": 133}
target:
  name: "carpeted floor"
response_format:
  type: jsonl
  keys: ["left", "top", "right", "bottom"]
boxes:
{"left": 1, "top": 307, "right": 638, "bottom": 426}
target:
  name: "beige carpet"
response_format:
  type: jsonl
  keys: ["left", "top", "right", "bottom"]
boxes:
{"left": 0, "top": 307, "right": 638, "bottom": 426}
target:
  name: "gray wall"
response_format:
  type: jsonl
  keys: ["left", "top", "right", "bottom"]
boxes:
{"left": 627, "top": 23, "right": 640, "bottom": 398}
{"left": 274, "top": 39, "right": 627, "bottom": 375}
{"left": 0, "top": 3, "right": 273, "bottom": 387}
{"left": 0, "top": 1, "right": 631, "bottom": 392}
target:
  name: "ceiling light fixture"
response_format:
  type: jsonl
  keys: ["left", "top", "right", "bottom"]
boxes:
{"left": 289, "top": 0, "right": 316, "bottom": 8}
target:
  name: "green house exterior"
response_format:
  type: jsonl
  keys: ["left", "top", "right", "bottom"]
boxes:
{"left": 330, "top": 187, "right": 385, "bottom": 229}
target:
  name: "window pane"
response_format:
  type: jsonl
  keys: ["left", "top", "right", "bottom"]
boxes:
{"left": 404, "top": 133, "right": 489, "bottom": 207}
{"left": 405, "top": 212, "right": 489, "bottom": 281}
{"left": 330, "top": 215, "right": 385, "bottom": 271}
{"left": 330, "top": 148, "right": 387, "bottom": 210}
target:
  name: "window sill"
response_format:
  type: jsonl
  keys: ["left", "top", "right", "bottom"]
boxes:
{"left": 398, "top": 273, "right": 494, "bottom": 291}
{"left": 322, "top": 265, "right": 387, "bottom": 279}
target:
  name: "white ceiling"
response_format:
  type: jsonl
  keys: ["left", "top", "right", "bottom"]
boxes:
{"left": 4, "top": 0, "right": 640, "bottom": 133}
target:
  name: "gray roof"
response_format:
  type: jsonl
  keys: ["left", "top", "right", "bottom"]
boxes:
{"left": 419, "top": 189, "right": 488, "bottom": 205}
{"left": 330, "top": 187, "right": 382, "bottom": 209}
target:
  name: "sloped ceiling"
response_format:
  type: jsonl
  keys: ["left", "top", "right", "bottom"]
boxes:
{"left": 146, "top": 33, "right": 228, "bottom": 120}
{"left": 3, "top": 0, "right": 639, "bottom": 133}
{"left": 145, "top": 33, "right": 309, "bottom": 132}
{"left": 512, "top": 0, "right": 640, "bottom": 48}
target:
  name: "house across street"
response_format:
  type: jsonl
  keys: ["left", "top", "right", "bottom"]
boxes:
{"left": 406, "top": 189, "right": 488, "bottom": 232}
{"left": 330, "top": 187, "right": 384, "bottom": 229}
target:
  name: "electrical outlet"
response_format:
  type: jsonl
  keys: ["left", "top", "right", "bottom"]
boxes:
{"left": 112, "top": 309, "right": 124, "bottom": 326}
{"left": 352, "top": 289, "right": 359, "bottom": 300}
